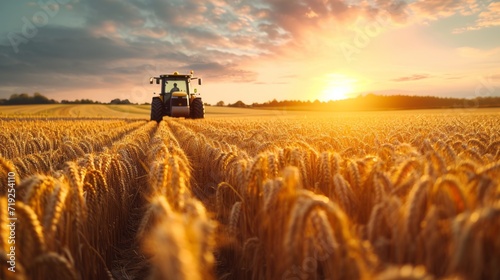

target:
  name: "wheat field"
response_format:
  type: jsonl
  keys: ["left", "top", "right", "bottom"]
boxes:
{"left": 0, "top": 108, "right": 499, "bottom": 280}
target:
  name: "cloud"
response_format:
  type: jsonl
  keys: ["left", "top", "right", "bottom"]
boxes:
{"left": 366, "top": 0, "right": 411, "bottom": 24}
{"left": 453, "top": 2, "right": 500, "bottom": 33}
{"left": 392, "top": 74, "right": 431, "bottom": 82}
{"left": 0, "top": 28, "right": 138, "bottom": 86}
{"left": 409, "top": 0, "right": 484, "bottom": 21}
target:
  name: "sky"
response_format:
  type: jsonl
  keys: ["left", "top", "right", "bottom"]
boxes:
{"left": 0, "top": 0, "right": 499, "bottom": 105}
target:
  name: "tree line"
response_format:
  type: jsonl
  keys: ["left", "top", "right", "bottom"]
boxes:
{"left": 3, "top": 93, "right": 500, "bottom": 110}
{"left": 218, "top": 94, "right": 500, "bottom": 111}
{"left": 0, "top": 93, "right": 134, "bottom": 105}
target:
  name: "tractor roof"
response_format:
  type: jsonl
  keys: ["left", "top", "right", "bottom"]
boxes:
{"left": 149, "top": 71, "right": 199, "bottom": 84}
{"left": 158, "top": 71, "right": 197, "bottom": 80}
{"left": 159, "top": 74, "right": 192, "bottom": 79}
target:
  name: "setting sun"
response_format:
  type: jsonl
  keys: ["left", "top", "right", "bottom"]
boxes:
{"left": 321, "top": 74, "right": 357, "bottom": 101}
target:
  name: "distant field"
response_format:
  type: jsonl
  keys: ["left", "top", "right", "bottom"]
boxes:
{"left": 2, "top": 104, "right": 500, "bottom": 119}
{"left": 0, "top": 104, "right": 295, "bottom": 118}
{"left": 0, "top": 104, "right": 151, "bottom": 118}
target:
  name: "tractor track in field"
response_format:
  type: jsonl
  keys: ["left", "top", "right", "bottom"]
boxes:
{"left": 113, "top": 119, "right": 223, "bottom": 279}
{"left": 164, "top": 119, "right": 247, "bottom": 279}
{"left": 110, "top": 121, "right": 160, "bottom": 280}
{"left": 112, "top": 119, "right": 240, "bottom": 279}
{"left": 112, "top": 119, "right": 242, "bottom": 280}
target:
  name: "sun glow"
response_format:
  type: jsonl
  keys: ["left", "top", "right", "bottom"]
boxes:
{"left": 321, "top": 74, "right": 357, "bottom": 101}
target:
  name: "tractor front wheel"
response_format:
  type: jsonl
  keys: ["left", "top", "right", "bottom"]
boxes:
{"left": 190, "top": 98, "right": 204, "bottom": 119}
{"left": 151, "top": 98, "right": 164, "bottom": 122}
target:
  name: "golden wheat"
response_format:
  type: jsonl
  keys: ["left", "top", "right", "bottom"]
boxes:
{"left": 1, "top": 111, "right": 499, "bottom": 279}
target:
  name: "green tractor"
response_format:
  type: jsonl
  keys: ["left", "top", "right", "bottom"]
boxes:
{"left": 149, "top": 71, "right": 204, "bottom": 122}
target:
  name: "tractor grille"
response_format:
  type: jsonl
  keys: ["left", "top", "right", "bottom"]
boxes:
{"left": 172, "top": 96, "right": 187, "bottom": 106}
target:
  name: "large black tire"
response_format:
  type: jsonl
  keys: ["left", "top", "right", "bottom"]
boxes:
{"left": 150, "top": 98, "right": 164, "bottom": 122}
{"left": 190, "top": 98, "right": 204, "bottom": 119}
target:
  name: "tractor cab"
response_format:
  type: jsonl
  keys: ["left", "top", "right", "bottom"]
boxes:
{"left": 149, "top": 71, "right": 204, "bottom": 122}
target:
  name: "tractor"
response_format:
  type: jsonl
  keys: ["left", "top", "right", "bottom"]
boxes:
{"left": 149, "top": 71, "right": 204, "bottom": 122}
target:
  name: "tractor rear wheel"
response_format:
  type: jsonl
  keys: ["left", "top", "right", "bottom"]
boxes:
{"left": 190, "top": 98, "right": 204, "bottom": 119}
{"left": 151, "top": 98, "right": 164, "bottom": 122}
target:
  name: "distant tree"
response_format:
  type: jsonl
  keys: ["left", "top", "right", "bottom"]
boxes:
{"left": 80, "top": 99, "right": 97, "bottom": 104}
{"left": 6, "top": 92, "right": 57, "bottom": 105}
{"left": 216, "top": 101, "right": 225, "bottom": 106}
{"left": 9, "top": 93, "right": 29, "bottom": 104}
{"left": 110, "top": 98, "right": 131, "bottom": 105}
{"left": 229, "top": 100, "right": 246, "bottom": 108}
{"left": 33, "top": 92, "right": 50, "bottom": 104}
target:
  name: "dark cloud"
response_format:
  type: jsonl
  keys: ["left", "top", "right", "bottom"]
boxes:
{"left": 370, "top": 0, "right": 410, "bottom": 23}
{"left": 392, "top": 74, "right": 431, "bottom": 82}
{"left": 0, "top": 26, "right": 151, "bottom": 88}
{"left": 84, "top": 0, "right": 146, "bottom": 30}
